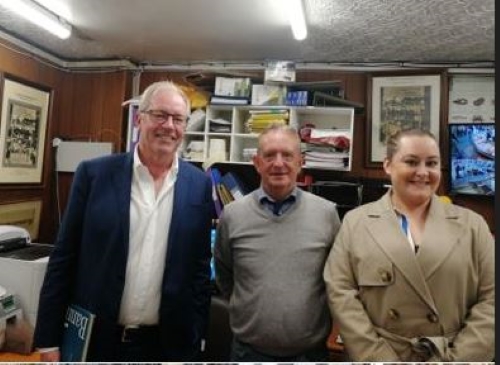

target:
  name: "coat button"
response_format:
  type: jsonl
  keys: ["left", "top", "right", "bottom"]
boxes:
{"left": 427, "top": 313, "right": 439, "bottom": 323}
{"left": 388, "top": 308, "right": 400, "bottom": 319}
{"left": 380, "top": 271, "right": 392, "bottom": 282}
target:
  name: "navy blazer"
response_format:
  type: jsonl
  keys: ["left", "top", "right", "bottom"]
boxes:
{"left": 34, "top": 153, "right": 213, "bottom": 360}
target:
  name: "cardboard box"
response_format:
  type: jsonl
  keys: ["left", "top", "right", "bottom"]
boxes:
{"left": 251, "top": 85, "right": 287, "bottom": 106}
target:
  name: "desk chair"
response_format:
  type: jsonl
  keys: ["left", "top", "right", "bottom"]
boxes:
{"left": 202, "top": 295, "right": 232, "bottom": 361}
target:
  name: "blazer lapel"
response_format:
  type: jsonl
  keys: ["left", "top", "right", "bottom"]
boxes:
{"left": 366, "top": 193, "right": 437, "bottom": 311}
{"left": 111, "top": 153, "right": 133, "bottom": 252}
{"left": 417, "top": 196, "right": 461, "bottom": 280}
{"left": 165, "top": 159, "right": 189, "bottom": 264}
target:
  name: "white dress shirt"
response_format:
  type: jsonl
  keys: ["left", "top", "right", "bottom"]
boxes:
{"left": 118, "top": 148, "right": 178, "bottom": 325}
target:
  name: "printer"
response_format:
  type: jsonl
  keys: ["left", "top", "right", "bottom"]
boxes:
{"left": 0, "top": 225, "right": 53, "bottom": 328}
{"left": 0, "top": 286, "right": 24, "bottom": 346}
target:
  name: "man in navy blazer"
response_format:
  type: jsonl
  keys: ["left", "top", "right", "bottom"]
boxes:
{"left": 34, "top": 81, "right": 213, "bottom": 361}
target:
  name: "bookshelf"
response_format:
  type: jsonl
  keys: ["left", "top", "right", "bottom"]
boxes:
{"left": 181, "top": 105, "right": 355, "bottom": 171}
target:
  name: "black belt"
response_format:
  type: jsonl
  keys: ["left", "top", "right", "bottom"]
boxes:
{"left": 116, "top": 324, "right": 160, "bottom": 343}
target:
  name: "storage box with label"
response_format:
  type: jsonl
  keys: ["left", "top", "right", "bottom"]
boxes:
{"left": 251, "top": 85, "right": 287, "bottom": 106}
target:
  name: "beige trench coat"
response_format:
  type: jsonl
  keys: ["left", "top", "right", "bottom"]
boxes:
{"left": 324, "top": 192, "right": 494, "bottom": 361}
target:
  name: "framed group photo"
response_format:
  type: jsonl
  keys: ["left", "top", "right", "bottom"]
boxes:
{"left": 0, "top": 74, "right": 51, "bottom": 184}
{"left": 366, "top": 74, "right": 442, "bottom": 166}
{"left": 0, "top": 199, "right": 42, "bottom": 240}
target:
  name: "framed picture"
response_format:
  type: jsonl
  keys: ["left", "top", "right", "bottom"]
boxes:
{"left": 0, "top": 75, "right": 51, "bottom": 184}
{"left": 448, "top": 74, "right": 495, "bottom": 124}
{"left": 0, "top": 199, "right": 42, "bottom": 240}
{"left": 366, "top": 74, "right": 442, "bottom": 166}
{"left": 126, "top": 100, "right": 140, "bottom": 152}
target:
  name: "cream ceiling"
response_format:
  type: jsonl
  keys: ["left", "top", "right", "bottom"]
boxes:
{"left": 0, "top": 0, "right": 495, "bottom": 69}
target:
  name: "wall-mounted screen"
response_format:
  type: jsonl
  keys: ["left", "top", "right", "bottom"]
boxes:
{"left": 449, "top": 123, "right": 495, "bottom": 196}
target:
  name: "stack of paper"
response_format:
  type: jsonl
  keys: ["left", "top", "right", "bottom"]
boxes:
{"left": 245, "top": 109, "right": 289, "bottom": 133}
{"left": 303, "top": 147, "right": 349, "bottom": 169}
{"left": 209, "top": 118, "right": 232, "bottom": 133}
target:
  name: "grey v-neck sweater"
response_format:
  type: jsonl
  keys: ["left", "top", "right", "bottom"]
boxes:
{"left": 215, "top": 190, "right": 341, "bottom": 356}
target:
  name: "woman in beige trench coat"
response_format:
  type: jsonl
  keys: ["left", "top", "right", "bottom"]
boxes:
{"left": 324, "top": 129, "right": 494, "bottom": 362}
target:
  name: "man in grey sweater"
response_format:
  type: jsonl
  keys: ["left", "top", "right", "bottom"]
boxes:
{"left": 214, "top": 124, "right": 341, "bottom": 362}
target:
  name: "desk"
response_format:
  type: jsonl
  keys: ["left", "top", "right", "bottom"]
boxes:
{"left": 0, "top": 351, "right": 40, "bottom": 362}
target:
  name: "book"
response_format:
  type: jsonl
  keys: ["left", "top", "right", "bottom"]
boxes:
{"left": 208, "top": 167, "right": 223, "bottom": 218}
{"left": 210, "top": 95, "right": 249, "bottom": 105}
{"left": 221, "top": 171, "right": 248, "bottom": 200}
{"left": 217, "top": 183, "right": 235, "bottom": 205}
{"left": 60, "top": 304, "right": 95, "bottom": 362}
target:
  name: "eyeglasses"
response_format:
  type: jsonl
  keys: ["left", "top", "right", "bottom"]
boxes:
{"left": 142, "top": 110, "right": 188, "bottom": 126}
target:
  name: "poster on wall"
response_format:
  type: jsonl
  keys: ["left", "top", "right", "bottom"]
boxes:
{"left": 0, "top": 76, "right": 51, "bottom": 184}
{"left": 367, "top": 74, "right": 441, "bottom": 165}
{"left": 448, "top": 75, "right": 495, "bottom": 124}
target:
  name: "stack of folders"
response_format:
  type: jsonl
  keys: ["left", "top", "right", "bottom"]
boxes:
{"left": 245, "top": 109, "right": 289, "bottom": 133}
{"left": 206, "top": 167, "right": 249, "bottom": 217}
{"left": 303, "top": 147, "right": 349, "bottom": 169}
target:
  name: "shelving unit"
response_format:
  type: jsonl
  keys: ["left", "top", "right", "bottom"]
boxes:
{"left": 181, "top": 105, "right": 355, "bottom": 171}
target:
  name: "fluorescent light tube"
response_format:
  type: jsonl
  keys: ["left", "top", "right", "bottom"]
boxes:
{"left": 287, "top": 0, "right": 307, "bottom": 41}
{"left": 0, "top": 0, "right": 71, "bottom": 39}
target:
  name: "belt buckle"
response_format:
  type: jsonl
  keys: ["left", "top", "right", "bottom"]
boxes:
{"left": 121, "top": 325, "right": 139, "bottom": 343}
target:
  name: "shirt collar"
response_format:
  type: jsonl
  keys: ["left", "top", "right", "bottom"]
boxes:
{"left": 257, "top": 187, "right": 299, "bottom": 204}
{"left": 133, "top": 144, "right": 179, "bottom": 176}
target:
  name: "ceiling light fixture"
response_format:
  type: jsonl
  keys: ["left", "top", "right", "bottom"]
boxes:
{"left": 0, "top": 0, "right": 71, "bottom": 39}
{"left": 287, "top": 0, "right": 307, "bottom": 41}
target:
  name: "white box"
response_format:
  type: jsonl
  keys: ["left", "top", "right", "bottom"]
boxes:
{"left": 214, "top": 77, "right": 251, "bottom": 97}
{"left": 264, "top": 61, "right": 296, "bottom": 82}
{"left": 56, "top": 141, "right": 113, "bottom": 172}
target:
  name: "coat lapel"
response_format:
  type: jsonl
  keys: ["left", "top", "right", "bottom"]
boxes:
{"left": 366, "top": 193, "right": 437, "bottom": 311}
{"left": 416, "top": 196, "right": 461, "bottom": 280}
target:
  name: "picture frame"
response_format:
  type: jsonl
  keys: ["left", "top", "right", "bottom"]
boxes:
{"left": 0, "top": 199, "right": 42, "bottom": 240}
{"left": 126, "top": 100, "right": 140, "bottom": 152}
{"left": 0, "top": 74, "right": 51, "bottom": 184}
{"left": 448, "top": 74, "right": 495, "bottom": 124}
{"left": 366, "top": 74, "right": 442, "bottom": 166}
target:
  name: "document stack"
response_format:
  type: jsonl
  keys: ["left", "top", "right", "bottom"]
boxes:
{"left": 300, "top": 127, "right": 351, "bottom": 170}
{"left": 245, "top": 109, "right": 289, "bottom": 133}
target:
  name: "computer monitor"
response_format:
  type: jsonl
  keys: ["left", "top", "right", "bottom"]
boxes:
{"left": 449, "top": 123, "right": 495, "bottom": 196}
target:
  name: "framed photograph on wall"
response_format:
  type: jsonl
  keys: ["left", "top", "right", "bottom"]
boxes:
{"left": 0, "top": 199, "right": 42, "bottom": 240}
{"left": 126, "top": 100, "right": 140, "bottom": 152}
{"left": 0, "top": 75, "right": 51, "bottom": 184}
{"left": 366, "top": 74, "right": 442, "bottom": 166}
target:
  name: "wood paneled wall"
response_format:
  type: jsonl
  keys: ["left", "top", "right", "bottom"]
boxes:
{"left": 0, "top": 39, "right": 132, "bottom": 243}
{"left": 140, "top": 70, "right": 494, "bottom": 232}
{"left": 0, "top": 41, "right": 494, "bottom": 242}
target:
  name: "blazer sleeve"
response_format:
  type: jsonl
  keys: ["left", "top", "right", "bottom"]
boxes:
{"left": 33, "top": 161, "right": 90, "bottom": 348}
{"left": 323, "top": 213, "right": 400, "bottom": 361}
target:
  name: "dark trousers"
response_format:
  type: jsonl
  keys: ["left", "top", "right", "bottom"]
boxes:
{"left": 230, "top": 337, "right": 329, "bottom": 362}
{"left": 88, "top": 325, "right": 163, "bottom": 362}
